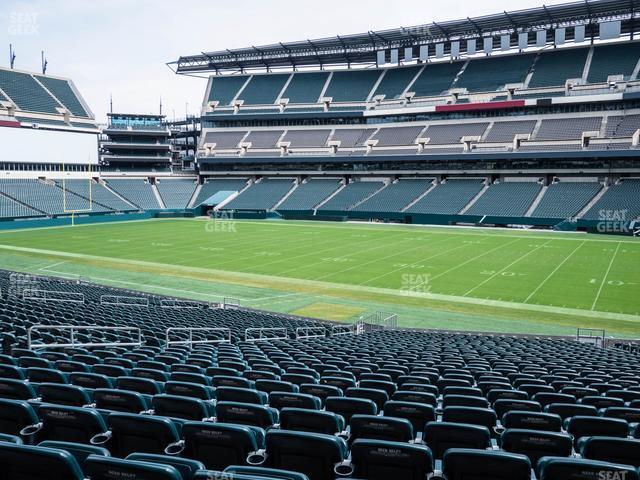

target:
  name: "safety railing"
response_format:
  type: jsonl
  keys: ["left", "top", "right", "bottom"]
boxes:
{"left": 295, "top": 326, "right": 327, "bottom": 339}
{"left": 165, "top": 327, "right": 231, "bottom": 347}
{"left": 100, "top": 295, "right": 149, "bottom": 307}
{"left": 222, "top": 297, "right": 241, "bottom": 309}
{"left": 577, "top": 328, "right": 606, "bottom": 347}
{"left": 331, "top": 324, "right": 357, "bottom": 336}
{"left": 160, "top": 299, "right": 203, "bottom": 309}
{"left": 245, "top": 327, "right": 288, "bottom": 342}
{"left": 28, "top": 325, "right": 142, "bottom": 349}
{"left": 23, "top": 289, "right": 85, "bottom": 304}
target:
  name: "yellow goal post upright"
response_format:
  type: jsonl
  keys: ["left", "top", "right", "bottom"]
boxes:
{"left": 61, "top": 161, "right": 93, "bottom": 226}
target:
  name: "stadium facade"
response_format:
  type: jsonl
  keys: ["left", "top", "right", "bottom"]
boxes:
{"left": 0, "top": 0, "right": 639, "bottom": 233}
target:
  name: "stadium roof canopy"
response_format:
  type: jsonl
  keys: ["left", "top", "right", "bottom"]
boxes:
{"left": 170, "top": 0, "right": 639, "bottom": 74}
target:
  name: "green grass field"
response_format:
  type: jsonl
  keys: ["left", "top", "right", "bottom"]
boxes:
{"left": 0, "top": 218, "right": 639, "bottom": 337}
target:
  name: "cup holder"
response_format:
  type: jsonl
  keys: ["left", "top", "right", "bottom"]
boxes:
{"left": 334, "top": 461, "right": 354, "bottom": 476}
{"left": 246, "top": 450, "right": 267, "bottom": 466}
{"left": 90, "top": 431, "right": 112, "bottom": 446}
{"left": 19, "top": 423, "right": 42, "bottom": 437}
{"left": 493, "top": 425, "right": 506, "bottom": 435}
{"left": 164, "top": 441, "right": 185, "bottom": 456}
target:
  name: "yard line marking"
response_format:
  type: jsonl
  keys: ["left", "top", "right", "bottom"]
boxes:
{"left": 591, "top": 241, "right": 621, "bottom": 311}
{"left": 524, "top": 240, "right": 586, "bottom": 304}
{"left": 427, "top": 237, "right": 523, "bottom": 283}
{"left": 463, "top": 239, "right": 553, "bottom": 297}
{"left": 38, "top": 260, "right": 67, "bottom": 271}
{"left": 358, "top": 234, "right": 491, "bottom": 286}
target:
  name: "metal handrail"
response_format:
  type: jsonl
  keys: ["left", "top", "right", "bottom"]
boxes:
{"left": 245, "top": 327, "right": 288, "bottom": 342}
{"left": 160, "top": 299, "right": 202, "bottom": 309}
{"left": 331, "top": 324, "right": 357, "bottom": 336}
{"left": 295, "top": 326, "right": 327, "bottom": 339}
{"left": 165, "top": 327, "right": 231, "bottom": 347}
{"left": 100, "top": 295, "right": 149, "bottom": 307}
{"left": 28, "top": 325, "right": 142, "bottom": 349}
{"left": 23, "top": 289, "right": 85, "bottom": 304}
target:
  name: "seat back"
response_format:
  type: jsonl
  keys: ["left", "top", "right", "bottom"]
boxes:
{"left": 383, "top": 400, "right": 436, "bottom": 433}
{"left": 0, "top": 442, "right": 84, "bottom": 479}
{"left": 442, "top": 448, "right": 531, "bottom": 480}
{"left": 215, "top": 401, "right": 278, "bottom": 428}
{"left": 85, "top": 455, "right": 182, "bottom": 480}
{"left": 0, "top": 398, "right": 38, "bottom": 436}
{"left": 324, "top": 396, "right": 377, "bottom": 422}
{"left": 579, "top": 436, "right": 640, "bottom": 468}
{"left": 499, "top": 428, "right": 572, "bottom": 467}
{"left": 181, "top": 421, "right": 261, "bottom": 471}
{"left": 537, "top": 457, "right": 639, "bottom": 480}
{"left": 423, "top": 421, "right": 491, "bottom": 460}
{"left": 501, "top": 411, "right": 562, "bottom": 432}
{"left": 103, "top": 413, "right": 181, "bottom": 457}
{"left": 265, "top": 429, "right": 347, "bottom": 480}
{"left": 565, "top": 416, "right": 628, "bottom": 446}
{"left": 126, "top": 453, "right": 206, "bottom": 480}
{"left": 37, "top": 405, "right": 108, "bottom": 444}
{"left": 350, "top": 439, "right": 433, "bottom": 480}
{"left": 349, "top": 415, "right": 413, "bottom": 443}
{"left": 279, "top": 408, "right": 344, "bottom": 435}
{"left": 152, "top": 394, "right": 211, "bottom": 421}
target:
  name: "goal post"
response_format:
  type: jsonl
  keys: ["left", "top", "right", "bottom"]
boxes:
{"left": 61, "top": 162, "right": 93, "bottom": 218}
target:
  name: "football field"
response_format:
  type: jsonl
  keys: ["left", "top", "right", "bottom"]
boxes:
{"left": 0, "top": 218, "right": 639, "bottom": 337}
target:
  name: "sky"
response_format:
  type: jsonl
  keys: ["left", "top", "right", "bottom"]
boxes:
{"left": 0, "top": 0, "right": 568, "bottom": 123}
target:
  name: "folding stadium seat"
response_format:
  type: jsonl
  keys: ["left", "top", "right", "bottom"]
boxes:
{"left": 607, "top": 389, "right": 640, "bottom": 403}
{"left": 256, "top": 380, "right": 298, "bottom": 394}
{"left": 494, "top": 399, "right": 542, "bottom": 419}
{"left": 545, "top": 403, "right": 597, "bottom": 420}
{"left": 152, "top": 394, "right": 214, "bottom": 421}
{"left": 532, "top": 392, "right": 576, "bottom": 408}
{"left": 85, "top": 455, "right": 183, "bottom": 480}
{"left": 38, "top": 383, "right": 92, "bottom": 407}
{"left": 499, "top": 428, "right": 572, "bottom": 468}
{"left": 348, "top": 414, "right": 414, "bottom": 444}
{"left": 69, "top": 372, "right": 113, "bottom": 389}
{"left": 442, "top": 406, "right": 498, "bottom": 432}
{"left": 299, "top": 384, "right": 342, "bottom": 406}
{"left": 269, "top": 392, "right": 321, "bottom": 410}
{"left": 93, "top": 364, "right": 130, "bottom": 378}
{"left": 279, "top": 408, "right": 345, "bottom": 435}
{"left": 223, "top": 465, "right": 310, "bottom": 480}
{"left": 22, "top": 405, "right": 108, "bottom": 445}
{"left": 561, "top": 386, "right": 598, "bottom": 399}
{"left": 27, "top": 367, "right": 68, "bottom": 384}
{"left": 477, "top": 380, "right": 512, "bottom": 395}
{"left": 443, "top": 394, "right": 490, "bottom": 409}
{"left": 164, "top": 381, "right": 215, "bottom": 401}
{"left": 501, "top": 411, "right": 563, "bottom": 432}
{"left": 325, "top": 396, "right": 377, "bottom": 422}
{"left": 347, "top": 438, "right": 434, "bottom": 480}
{"left": 359, "top": 379, "right": 396, "bottom": 397}
{"left": 55, "top": 360, "right": 91, "bottom": 374}
{"left": 170, "top": 372, "right": 210, "bottom": 386}
{"left": 401, "top": 383, "right": 439, "bottom": 396}
{"left": 441, "top": 448, "right": 532, "bottom": 480}
{"left": 320, "top": 376, "right": 356, "bottom": 391}
{"left": 116, "top": 376, "right": 163, "bottom": 395}
{"left": 134, "top": 368, "right": 171, "bottom": 382}
{"left": 212, "top": 375, "right": 254, "bottom": 389}
{"left": 19, "top": 356, "right": 53, "bottom": 369}
{"left": 126, "top": 453, "right": 205, "bottom": 480}
{"left": 245, "top": 370, "right": 279, "bottom": 381}
{"left": 167, "top": 421, "right": 264, "bottom": 471}
{"left": 487, "top": 389, "right": 529, "bottom": 403}
{"left": 578, "top": 436, "right": 640, "bottom": 468}
{"left": 0, "top": 378, "right": 37, "bottom": 400}
{"left": 262, "top": 429, "right": 348, "bottom": 480}
{"left": 216, "top": 386, "right": 267, "bottom": 405}
{"left": 345, "top": 387, "right": 389, "bottom": 411}
{"left": 536, "top": 457, "right": 639, "bottom": 480}
{"left": 423, "top": 422, "right": 492, "bottom": 460}
{"left": 579, "top": 395, "right": 624, "bottom": 409}
{"left": 565, "top": 416, "right": 629, "bottom": 446}
{"left": 90, "top": 413, "right": 182, "bottom": 458}
{"left": 0, "top": 442, "right": 85, "bottom": 480}
{"left": 215, "top": 401, "right": 279, "bottom": 428}
{"left": 392, "top": 390, "right": 438, "bottom": 407}
{"left": 93, "top": 388, "right": 151, "bottom": 414}
{"left": 0, "top": 364, "right": 26, "bottom": 379}
{"left": 0, "top": 399, "right": 39, "bottom": 436}
{"left": 383, "top": 400, "right": 435, "bottom": 434}
{"left": 601, "top": 406, "right": 640, "bottom": 423}
{"left": 39, "top": 438, "right": 108, "bottom": 465}
{"left": 442, "top": 386, "right": 483, "bottom": 397}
